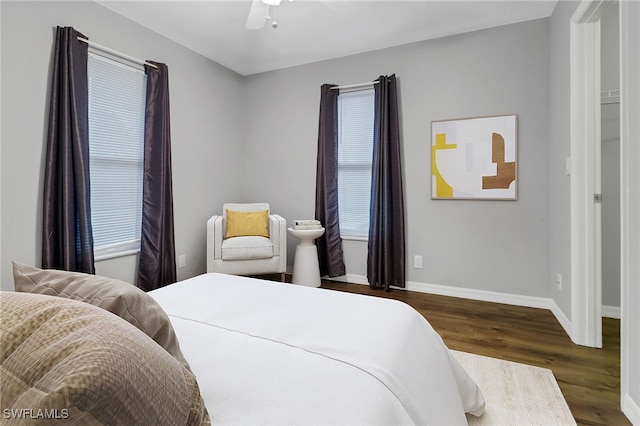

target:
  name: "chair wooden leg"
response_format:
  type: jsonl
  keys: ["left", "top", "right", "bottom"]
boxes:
{"left": 280, "top": 272, "right": 286, "bottom": 283}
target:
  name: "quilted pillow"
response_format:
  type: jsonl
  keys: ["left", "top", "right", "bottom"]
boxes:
{"left": 12, "top": 262, "right": 191, "bottom": 373}
{"left": 0, "top": 291, "right": 209, "bottom": 425}
{"left": 224, "top": 209, "right": 269, "bottom": 238}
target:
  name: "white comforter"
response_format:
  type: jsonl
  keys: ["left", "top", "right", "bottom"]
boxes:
{"left": 149, "top": 273, "right": 485, "bottom": 425}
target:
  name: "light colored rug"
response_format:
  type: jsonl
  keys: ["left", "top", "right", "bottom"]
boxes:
{"left": 452, "top": 350, "right": 576, "bottom": 426}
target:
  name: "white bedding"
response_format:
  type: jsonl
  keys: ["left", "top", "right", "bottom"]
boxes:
{"left": 149, "top": 273, "right": 485, "bottom": 425}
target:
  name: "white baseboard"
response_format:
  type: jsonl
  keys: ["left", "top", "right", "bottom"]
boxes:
{"left": 338, "top": 273, "right": 369, "bottom": 285}
{"left": 405, "top": 279, "right": 553, "bottom": 310}
{"left": 323, "top": 273, "right": 368, "bottom": 285}
{"left": 325, "top": 273, "right": 634, "bottom": 424}
{"left": 325, "top": 274, "right": 573, "bottom": 339}
{"left": 622, "top": 394, "right": 640, "bottom": 426}
{"left": 407, "top": 280, "right": 575, "bottom": 339}
{"left": 549, "top": 300, "right": 573, "bottom": 339}
{"left": 602, "top": 305, "right": 621, "bottom": 319}
{"left": 324, "top": 275, "right": 622, "bottom": 339}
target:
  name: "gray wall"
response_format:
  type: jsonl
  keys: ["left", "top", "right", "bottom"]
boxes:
{"left": 0, "top": 2, "right": 559, "bottom": 302}
{"left": 0, "top": 1, "right": 245, "bottom": 290}
{"left": 244, "top": 19, "right": 551, "bottom": 297}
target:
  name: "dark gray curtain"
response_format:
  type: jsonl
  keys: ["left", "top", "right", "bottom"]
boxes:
{"left": 137, "top": 62, "right": 176, "bottom": 291}
{"left": 315, "top": 84, "right": 346, "bottom": 277}
{"left": 42, "top": 26, "right": 95, "bottom": 274}
{"left": 367, "top": 74, "right": 405, "bottom": 290}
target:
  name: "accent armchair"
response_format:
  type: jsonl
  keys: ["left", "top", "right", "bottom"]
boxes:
{"left": 207, "top": 203, "right": 287, "bottom": 281}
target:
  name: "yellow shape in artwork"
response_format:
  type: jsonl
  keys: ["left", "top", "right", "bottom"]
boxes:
{"left": 432, "top": 133, "right": 457, "bottom": 197}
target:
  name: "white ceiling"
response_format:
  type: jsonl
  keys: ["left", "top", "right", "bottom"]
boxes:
{"left": 97, "top": 0, "right": 558, "bottom": 76}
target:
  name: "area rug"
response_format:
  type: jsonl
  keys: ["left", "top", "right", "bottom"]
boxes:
{"left": 452, "top": 350, "right": 576, "bottom": 425}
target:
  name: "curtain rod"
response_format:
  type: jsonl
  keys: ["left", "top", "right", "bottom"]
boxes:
{"left": 77, "top": 37, "right": 158, "bottom": 69}
{"left": 330, "top": 81, "right": 379, "bottom": 91}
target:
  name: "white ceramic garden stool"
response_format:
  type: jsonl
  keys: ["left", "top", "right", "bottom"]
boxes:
{"left": 287, "top": 227, "right": 325, "bottom": 287}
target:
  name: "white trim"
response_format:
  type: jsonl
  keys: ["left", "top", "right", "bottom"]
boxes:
{"left": 325, "top": 274, "right": 574, "bottom": 340}
{"left": 406, "top": 280, "right": 550, "bottom": 309}
{"left": 619, "top": 0, "right": 640, "bottom": 421}
{"left": 572, "top": 0, "right": 615, "bottom": 24}
{"left": 340, "top": 235, "right": 368, "bottom": 242}
{"left": 569, "top": 0, "right": 606, "bottom": 348}
{"left": 94, "top": 240, "right": 141, "bottom": 262}
{"left": 407, "top": 281, "right": 573, "bottom": 338}
{"left": 550, "top": 302, "right": 573, "bottom": 338}
{"left": 602, "top": 305, "right": 621, "bottom": 319}
{"left": 325, "top": 273, "right": 368, "bottom": 285}
{"left": 619, "top": 0, "right": 630, "bottom": 414}
{"left": 622, "top": 394, "right": 640, "bottom": 426}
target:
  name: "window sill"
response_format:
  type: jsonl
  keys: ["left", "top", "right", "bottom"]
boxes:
{"left": 340, "top": 234, "right": 369, "bottom": 242}
{"left": 95, "top": 248, "right": 140, "bottom": 262}
{"left": 94, "top": 240, "right": 141, "bottom": 262}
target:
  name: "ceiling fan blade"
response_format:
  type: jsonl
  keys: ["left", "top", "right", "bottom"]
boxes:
{"left": 246, "top": 0, "right": 269, "bottom": 30}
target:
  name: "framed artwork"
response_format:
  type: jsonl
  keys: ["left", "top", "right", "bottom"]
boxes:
{"left": 431, "top": 114, "right": 517, "bottom": 200}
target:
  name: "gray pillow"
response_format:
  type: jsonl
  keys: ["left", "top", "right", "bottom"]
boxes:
{"left": 1, "top": 291, "right": 209, "bottom": 425}
{"left": 12, "top": 261, "right": 191, "bottom": 372}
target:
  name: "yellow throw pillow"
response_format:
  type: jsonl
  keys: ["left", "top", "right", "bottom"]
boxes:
{"left": 225, "top": 209, "right": 269, "bottom": 238}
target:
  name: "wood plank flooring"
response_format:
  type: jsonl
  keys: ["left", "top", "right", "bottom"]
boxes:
{"left": 318, "top": 280, "right": 629, "bottom": 426}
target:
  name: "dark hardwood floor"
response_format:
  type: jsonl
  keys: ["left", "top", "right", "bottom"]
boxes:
{"left": 317, "top": 280, "right": 629, "bottom": 426}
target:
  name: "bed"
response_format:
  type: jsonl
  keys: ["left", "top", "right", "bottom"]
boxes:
{"left": 148, "top": 273, "right": 485, "bottom": 425}
{"left": 4, "top": 263, "right": 485, "bottom": 425}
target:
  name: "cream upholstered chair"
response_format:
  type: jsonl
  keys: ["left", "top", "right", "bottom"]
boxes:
{"left": 207, "top": 203, "right": 287, "bottom": 281}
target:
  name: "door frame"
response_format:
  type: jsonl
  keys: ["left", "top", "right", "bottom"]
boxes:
{"left": 619, "top": 1, "right": 639, "bottom": 421}
{"left": 569, "top": 0, "right": 614, "bottom": 349}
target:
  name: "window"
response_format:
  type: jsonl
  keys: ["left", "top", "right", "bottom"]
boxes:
{"left": 87, "top": 53, "right": 146, "bottom": 260}
{"left": 337, "top": 88, "right": 375, "bottom": 239}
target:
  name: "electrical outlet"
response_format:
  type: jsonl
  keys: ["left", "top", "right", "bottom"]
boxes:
{"left": 414, "top": 255, "right": 423, "bottom": 269}
{"left": 556, "top": 273, "right": 562, "bottom": 291}
{"left": 178, "top": 254, "right": 186, "bottom": 268}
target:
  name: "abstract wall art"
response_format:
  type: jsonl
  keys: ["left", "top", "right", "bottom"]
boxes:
{"left": 431, "top": 114, "right": 517, "bottom": 200}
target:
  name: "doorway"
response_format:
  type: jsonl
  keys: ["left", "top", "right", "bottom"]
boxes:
{"left": 569, "top": 0, "right": 615, "bottom": 349}
{"left": 600, "top": 4, "right": 621, "bottom": 321}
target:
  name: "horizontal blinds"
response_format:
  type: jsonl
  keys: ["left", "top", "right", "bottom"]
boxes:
{"left": 88, "top": 53, "right": 146, "bottom": 255}
{"left": 338, "top": 89, "right": 374, "bottom": 237}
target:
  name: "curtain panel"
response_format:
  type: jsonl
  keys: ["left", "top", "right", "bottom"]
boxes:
{"left": 367, "top": 75, "right": 406, "bottom": 290}
{"left": 137, "top": 62, "right": 177, "bottom": 291}
{"left": 42, "top": 26, "right": 95, "bottom": 274}
{"left": 315, "top": 84, "right": 346, "bottom": 278}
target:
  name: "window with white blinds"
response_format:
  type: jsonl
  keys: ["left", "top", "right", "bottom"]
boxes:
{"left": 88, "top": 53, "right": 146, "bottom": 260}
{"left": 337, "top": 88, "right": 375, "bottom": 239}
